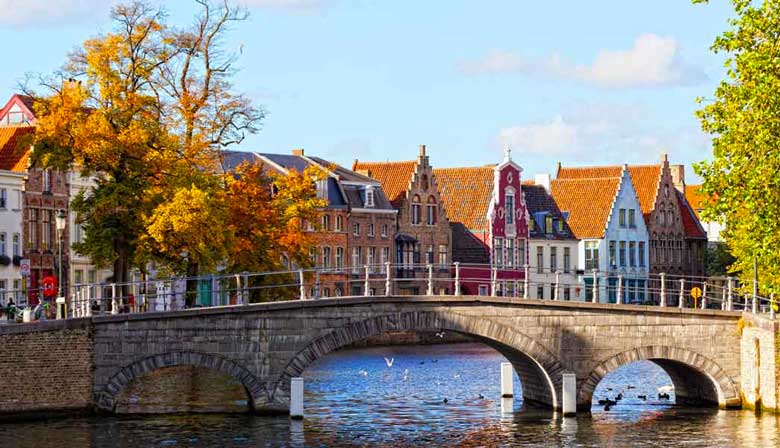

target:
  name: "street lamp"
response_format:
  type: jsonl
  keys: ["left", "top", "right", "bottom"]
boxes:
{"left": 55, "top": 209, "right": 67, "bottom": 301}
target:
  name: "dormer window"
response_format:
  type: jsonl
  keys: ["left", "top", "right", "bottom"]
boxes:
{"left": 529, "top": 217, "right": 535, "bottom": 232}
{"left": 545, "top": 215, "right": 553, "bottom": 234}
{"left": 556, "top": 219, "right": 563, "bottom": 232}
{"left": 365, "top": 187, "right": 375, "bottom": 207}
{"left": 505, "top": 191, "right": 515, "bottom": 225}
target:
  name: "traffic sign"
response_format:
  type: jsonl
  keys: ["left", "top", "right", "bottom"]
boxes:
{"left": 19, "top": 259, "right": 30, "bottom": 277}
{"left": 691, "top": 287, "right": 702, "bottom": 299}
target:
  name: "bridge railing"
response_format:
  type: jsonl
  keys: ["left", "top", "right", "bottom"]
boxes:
{"left": 1, "top": 263, "right": 776, "bottom": 322}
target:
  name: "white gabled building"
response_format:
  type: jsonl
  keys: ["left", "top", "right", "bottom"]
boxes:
{"left": 551, "top": 166, "right": 650, "bottom": 303}
{"left": 0, "top": 169, "right": 24, "bottom": 303}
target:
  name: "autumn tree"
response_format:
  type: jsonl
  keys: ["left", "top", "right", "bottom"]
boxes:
{"left": 694, "top": 0, "right": 780, "bottom": 296}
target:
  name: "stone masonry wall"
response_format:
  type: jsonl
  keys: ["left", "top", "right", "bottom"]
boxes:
{"left": 0, "top": 319, "right": 93, "bottom": 417}
{"left": 741, "top": 313, "right": 780, "bottom": 412}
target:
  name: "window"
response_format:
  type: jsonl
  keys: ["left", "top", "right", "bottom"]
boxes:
{"left": 365, "top": 188, "right": 375, "bottom": 207}
{"left": 368, "top": 247, "right": 376, "bottom": 273}
{"left": 438, "top": 245, "right": 447, "bottom": 267}
{"left": 619, "top": 241, "right": 627, "bottom": 267}
{"left": 322, "top": 247, "right": 331, "bottom": 269}
{"left": 411, "top": 195, "right": 421, "bottom": 225}
{"left": 352, "top": 247, "right": 361, "bottom": 274}
{"left": 478, "top": 285, "right": 489, "bottom": 296}
{"left": 426, "top": 245, "right": 434, "bottom": 264}
{"left": 322, "top": 288, "right": 330, "bottom": 298}
{"left": 609, "top": 241, "right": 616, "bottom": 268}
{"left": 413, "top": 243, "right": 421, "bottom": 268}
{"left": 0, "top": 233, "right": 6, "bottom": 256}
{"left": 42, "top": 170, "right": 52, "bottom": 193}
{"left": 494, "top": 238, "right": 504, "bottom": 267}
{"left": 381, "top": 224, "right": 388, "bottom": 237}
{"left": 335, "top": 288, "right": 343, "bottom": 297}
{"left": 74, "top": 221, "right": 84, "bottom": 244}
{"left": 367, "top": 223, "right": 374, "bottom": 236}
{"left": 619, "top": 209, "right": 626, "bottom": 227}
{"left": 506, "top": 238, "right": 515, "bottom": 267}
{"left": 550, "top": 246, "right": 557, "bottom": 273}
{"left": 563, "top": 247, "right": 571, "bottom": 273}
{"left": 664, "top": 184, "right": 669, "bottom": 198}
{"left": 563, "top": 287, "right": 570, "bottom": 301}
{"left": 585, "top": 241, "right": 599, "bottom": 270}
{"left": 537, "top": 285, "right": 544, "bottom": 300}
{"left": 0, "top": 189, "right": 6, "bottom": 208}
{"left": 353, "top": 222, "right": 360, "bottom": 236}
{"left": 336, "top": 247, "right": 344, "bottom": 270}
{"left": 545, "top": 215, "right": 553, "bottom": 234}
{"left": 536, "top": 246, "right": 544, "bottom": 274}
{"left": 381, "top": 247, "right": 389, "bottom": 273}
{"left": 306, "top": 220, "right": 314, "bottom": 231}
{"left": 505, "top": 192, "right": 515, "bottom": 225}
{"left": 322, "top": 215, "right": 330, "bottom": 231}
{"left": 12, "top": 233, "right": 20, "bottom": 257}
{"left": 628, "top": 209, "right": 636, "bottom": 228}
{"left": 629, "top": 241, "right": 636, "bottom": 267}
{"left": 518, "top": 239, "right": 526, "bottom": 267}
{"left": 528, "top": 218, "right": 535, "bottom": 232}
{"left": 556, "top": 219, "right": 563, "bottom": 232}
{"left": 336, "top": 215, "right": 344, "bottom": 232}
{"left": 310, "top": 247, "right": 317, "bottom": 266}
{"left": 659, "top": 211, "right": 666, "bottom": 225}
{"left": 42, "top": 210, "right": 51, "bottom": 250}
{"left": 28, "top": 209, "right": 38, "bottom": 249}
{"left": 426, "top": 196, "right": 437, "bottom": 225}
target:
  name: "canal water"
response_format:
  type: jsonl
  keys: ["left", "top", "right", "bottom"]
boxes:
{"left": 1, "top": 343, "right": 779, "bottom": 447}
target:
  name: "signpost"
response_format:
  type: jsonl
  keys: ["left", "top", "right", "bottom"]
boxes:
{"left": 19, "top": 259, "right": 30, "bottom": 277}
{"left": 691, "top": 286, "right": 703, "bottom": 309}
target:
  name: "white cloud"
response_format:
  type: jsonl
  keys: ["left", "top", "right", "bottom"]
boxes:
{"left": 458, "top": 34, "right": 706, "bottom": 88}
{"left": 0, "top": 0, "right": 111, "bottom": 26}
{"left": 240, "top": 0, "right": 331, "bottom": 13}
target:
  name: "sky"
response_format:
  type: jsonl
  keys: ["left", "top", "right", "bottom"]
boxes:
{"left": 0, "top": 0, "right": 735, "bottom": 183}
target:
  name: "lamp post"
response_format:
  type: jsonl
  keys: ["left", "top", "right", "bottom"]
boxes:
{"left": 55, "top": 209, "right": 67, "bottom": 318}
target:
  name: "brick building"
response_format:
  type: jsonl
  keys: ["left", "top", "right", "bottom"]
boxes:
{"left": 353, "top": 144, "right": 452, "bottom": 295}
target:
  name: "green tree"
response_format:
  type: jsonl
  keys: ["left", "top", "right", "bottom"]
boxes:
{"left": 694, "top": 0, "right": 780, "bottom": 296}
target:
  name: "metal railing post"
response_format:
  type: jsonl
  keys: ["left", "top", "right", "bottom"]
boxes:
{"left": 616, "top": 275, "right": 623, "bottom": 305}
{"left": 701, "top": 282, "right": 708, "bottom": 309}
{"left": 553, "top": 271, "right": 560, "bottom": 300}
{"left": 659, "top": 273, "right": 667, "bottom": 307}
{"left": 298, "top": 270, "right": 306, "bottom": 300}
{"left": 491, "top": 267, "right": 498, "bottom": 297}
{"left": 721, "top": 284, "right": 726, "bottom": 310}
{"left": 84, "top": 285, "right": 92, "bottom": 317}
{"left": 385, "top": 262, "right": 392, "bottom": 296}
{"left": 678, "top": 278, "right": 685, "bottom": 309}
{"left": 727, "top": 277, "right": 733, "bottom": 311}
{"left": 364, "top": 265, "right": 371, "bottom": 297}
{"left": 426, "top": 264, "right": 434, "bottom": 296}
{"left": 523, "top": 264, "right": 529, "bottom": 299}
{"left": 454, "top": 262, "right": 461, "bottom": 296}
{"left": 752, "top": 283, "right": 758, "bottom": 314}
{"left": 591, "top": 270, "right": 598, "bottom": 303}
{"left": 314, "top": 270, "right": 321, "bottom": 299}
{"left": 111, "top": 283, "right": 118, "bottom": 315}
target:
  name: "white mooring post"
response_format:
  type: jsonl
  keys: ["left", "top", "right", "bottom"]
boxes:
{"left": 290, "top": 377, "right": 304, "bottom": 419}
{"left": 500, "top": 362, "right": 513, "bottom": 398}
{"left": 364, "top": 265, "right": 371, "bottom": 297}
{"left": 298, "top": 270, "right": 306, "bottom": 300}
{"left": 701, "top": 282, "right": 708, "bottom": 309}
{"left": 523, "top": 264, "right": 529, "bottom": 299}
{"left": 426, "top": 264, "right": 434, "bottom": 296}
{"left": 385, "top": 262, "right": 392, "bottom": 296}
{"left": 562, "top": 373, "right": 576, "bottom": 417}
{"left": 553, "top": 271, "right": 560, "bottom": 301}
{"left": 678, "top": 279, "right": 685, "bottom": 309}
{"left": 491, "top": 267, "right": 498, "bottom": 297}
{"left": 454, "top": 262, "right": 461, "bottom": 296}
{"left": 727, "top": 277, "right": 734, "bottom": 311}
{"left": 616, "top": 275, "right": 623, "bottom": 305}
{"left": 659, "top": 273, "right": 667, "bottom": 307}
{"left": 111, "top": 283, "right": 118, "bottom": 315}
{"left": 591, "top": 271, "right": 598, "bottom": 303}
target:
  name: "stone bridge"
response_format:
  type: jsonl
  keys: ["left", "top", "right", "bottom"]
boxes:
{"left": 1, "top": 296, "right": 778, "bottom": 418}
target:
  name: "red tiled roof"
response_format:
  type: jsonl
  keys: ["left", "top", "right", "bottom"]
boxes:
{"left": 550, "top": 177, "right": 621, "bottom": 239}
{"left": 684, "top": 184, "right": 711, "bottom": 220}
{"left": 677, "top": 189, "right": 707, "bottom": 239}
{"left": 0, "top": 126, "right": 34, "bottom": 172}
{"left": 352, "top": 160, "right": 416, "bottom": 208}
{"left": 433, "top": 166, "right": 494, "bottom": 232}
{"left": 557, "top": 164, "right": 662, "bottom": 222}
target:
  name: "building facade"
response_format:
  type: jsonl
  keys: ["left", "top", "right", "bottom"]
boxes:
{"left": 353, "top": 145, "right": 452, "bottom": 295}
{"left": 0, "top": 169, "right": 25, "bottom": 303}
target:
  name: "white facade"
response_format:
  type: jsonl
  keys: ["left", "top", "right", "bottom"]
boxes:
{"left": 578, "top": 169, "right": 650, "bottom": 303}
{"left": 529, "top": 239, "right": 582, "bottom": 301}
{"left": 0, "top": 170, "right": 24, "bottom": 303}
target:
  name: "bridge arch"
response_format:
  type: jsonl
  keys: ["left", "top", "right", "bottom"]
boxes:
{"left": 579, "top": 346, "right": 740, "bottom": 410}
{"left": 271, "top": 310, "right": 565, "bottom": 410}
{"left": 95, "top": 351, "right": 265, "bottom": 412}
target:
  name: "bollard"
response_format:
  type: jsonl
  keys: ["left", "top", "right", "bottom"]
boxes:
{"left": 290, "top": 377, "right": 304, "bottom": 419}
{"left": 562, "top": 373, "right": 576, "bottom": 416}
{"left": 659, "top": 273, "right": 667, "bottom": 307}
{"left": 678, "top": 279, "right": 685, "bottom": 309}
{"left": 500, "top": 362, "right": 513, "bottom": 398}
{"left": 426, "top": 264, "right": 434, "bottom": 296}
{"left": 454, "top": 262, "right": 461, "bottom": 296}
{"left": 616, "top": 275, "right": 623, "bottom": 305}
{"left": 298, "top": 270, "right": 306, "bottom": 300}
{"left": 727, "top": 277, "right": 733, "bottom": 311}
{"left": 111, "top": 283, "right": 118, "bottom": 315}
{"left": 491, "top": 267, "right": 498, "bottom": 297}
{"left": 591, "top": 271, "right": 598, "bottom": 303}
{"left": 385, "top": 261, "right": 392, "bottom": 296}
{"left": 523, "top": 264, "right": 529, "bottom": 299}
{"left": 364, "top": 266, "right": 371, "bottom": 297}
{"left": 553, "top": 271, "right": 560, "bottom": 301}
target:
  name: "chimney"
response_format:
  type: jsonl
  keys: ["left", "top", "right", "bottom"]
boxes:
{"left": 419, "top": 144, "right": 426, "bottom": 157}
{"left": 292, "top": 148, "right": 304, "bottom": 156}
{"left": 534, "top": 173, "right": 551, "bottom": 192}
{"left": 670, "top": 164, "right": 685, "bottom": 192}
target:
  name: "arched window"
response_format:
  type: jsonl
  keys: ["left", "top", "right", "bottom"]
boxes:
{"left": 426, "top": 196, "right": 437, "bottom": 225}
{"left": 505, "top": 189, "right": 515, "bottom": 226}
{"left": 411, "top": 195, "right": 421, "bottom": 225}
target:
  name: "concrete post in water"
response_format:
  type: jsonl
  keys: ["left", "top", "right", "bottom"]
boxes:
{"left": 701, "top": 282, "right": 708, "bottom": 309}
{"left": 491, "top": 267, "right": 498, "bottom": 297}
{"left": 659, "top": 273, "right": 667, "bottom": 307}
{"left": 111, "top": 283, "right": 118, "bottom": 315}
{"left": 500, "top": 362, "right": 513, "bottom": 398}
{"left": 678, "top": 278, "right": 685, "bottom": 309}
{"left": 523, "top": 264, "right": 529, "bottom": 299}
{"left": 562, "top": 373, "right": 576, "bottom": 416}
{"left": 426, "top": 264, "right": 434, "bottom": 296}
{"left": 727, "top": 277, "right": 733, "bottom": 311}
{"left": 385, "top": 261, "right": 392, "bottom": 296}
{"left": 591, "top": 271, "right": 598, "bottom": 303}
{"left": 364, "top": 265, "right": 371, "bottom": 297}
{"left": 616, "top": 275, "right": 623, "bottom": 305}
{"left": 553, "top": 271, "right": 560, "bottom": 301}
{"left": 298, "top": 270, "right": 306, "bottom": 300}
{"left": 454, "top": 262, "right": 461, "bottom": 296}
{"left": 290, "top": 377, "right": 304, "bottom": 419}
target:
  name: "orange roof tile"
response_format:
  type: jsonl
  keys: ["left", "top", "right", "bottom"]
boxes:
{"left": 557, "top": 164, "right": 662, "bottom": 222}
{"left": 433, "top": 166, "right": 494, "bottom": 232}
{"left": 677, "top": 190, "right": 707, "bottom": 239}
{"left": 550, "top": 177, "right": 621, "bottom": 239}
{"left": 0, "top": 125, "right": 34, "bottom": 172}
{"left": 352, "top": 160, "right": 416, "bottom": 208}
{"left": 684, "top": 184, "right": 711, "bottom": 219}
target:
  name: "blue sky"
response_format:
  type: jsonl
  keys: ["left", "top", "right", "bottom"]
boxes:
{"left": 0, "top": 0, "right": 734, "bottom": 182}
